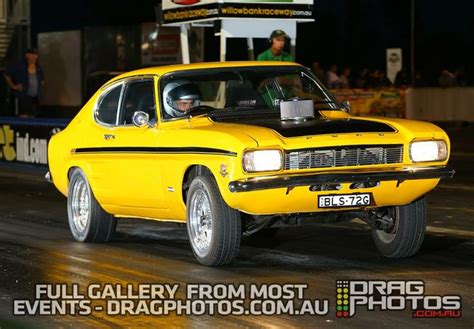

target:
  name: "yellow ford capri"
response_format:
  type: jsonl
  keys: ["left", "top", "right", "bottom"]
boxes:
{"left": 47, "top": 61, "right": 454, "bottom": 266}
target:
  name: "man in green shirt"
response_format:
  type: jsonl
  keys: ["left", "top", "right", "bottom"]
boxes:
{"left": 257, "top": 30, "right": 294, "bottom": 62}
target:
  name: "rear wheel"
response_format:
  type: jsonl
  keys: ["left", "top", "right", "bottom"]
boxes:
{"left": 371, "top": 198, "right": 426, "bottom": 258}
{"left": 67, "top": 168, "right": 116, "bottom": 242}
{"left": 186, "top": 174, "right": 241, "bottom": 266}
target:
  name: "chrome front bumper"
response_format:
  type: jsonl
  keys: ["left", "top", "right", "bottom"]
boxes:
{"left": 228, "top": 166, "right": 455, "bottom": 193}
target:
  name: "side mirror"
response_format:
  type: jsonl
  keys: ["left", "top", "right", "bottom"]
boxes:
{"left": 341, "top": 100, "right": 351, "bottom": 113}
{"left": 132, "top": 111, "right": 150, "bottom": 127}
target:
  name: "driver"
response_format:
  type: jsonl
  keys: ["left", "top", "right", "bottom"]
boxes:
{"left": 163, "top": 80, "right": 201, "bottom": 118}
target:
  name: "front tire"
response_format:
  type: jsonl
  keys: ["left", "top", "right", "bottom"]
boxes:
{"left": 186, "top": 174, "right": 241, "bottom": 266}
{"left": 371, "top": 198, "right": 427, "bottom": 258}
{"left": 67, "top": 168, "right": 116, "bottom": 242}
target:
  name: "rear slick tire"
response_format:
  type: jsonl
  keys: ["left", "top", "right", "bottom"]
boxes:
{"left": 67, "top": 168, "right": 116, "bottom": 243}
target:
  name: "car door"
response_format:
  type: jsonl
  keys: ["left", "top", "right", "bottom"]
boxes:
{"left": 109, "top": 77, "right": 167, "bottom": 214}
{"left": 86, "top": 81, "right": 125, "bottom": 207}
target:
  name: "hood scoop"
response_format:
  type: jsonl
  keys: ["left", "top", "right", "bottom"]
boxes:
{"left": 280, "top": 99, "right": 314, "bottom": 121}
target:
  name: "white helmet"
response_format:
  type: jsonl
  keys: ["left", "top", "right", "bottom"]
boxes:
{"left": 163, "top": 80, "right": 201, "bottom": 118}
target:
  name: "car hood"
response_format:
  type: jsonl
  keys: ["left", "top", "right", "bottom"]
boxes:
{"left": 202, "top": 114, "right": 443, "bottom": 150}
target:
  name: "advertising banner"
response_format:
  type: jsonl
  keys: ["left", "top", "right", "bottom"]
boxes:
{"left": 386, "top": 48, "right": 402, "bottom": 84}
{"left": 160, "top": 0, "right": 314, "bottom": 25}
{"left": 331, "top": 88, "right": 406, "bottom": 118}
{"left": 0, "top": 118, "right": 68, "bottom": 166}
{"left": 163, "top": 0, "right": 313, "bottom": 10}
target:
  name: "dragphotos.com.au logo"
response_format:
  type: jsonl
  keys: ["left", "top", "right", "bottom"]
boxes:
{"left": 336, "top": 280, "right": 461, "bottom": 319}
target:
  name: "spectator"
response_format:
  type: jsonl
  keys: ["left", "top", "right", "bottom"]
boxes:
{"left": 454, "top": 67, "right": 467, "bottom": 86}
{"left": 4, "top": 48, "right": 45, "bottom": 117}
{"left": 414, "top": 71, "right": 427, "bottom": 87}
{"left": 325, "top": 64, "right": 341, "bottom": 88}
{"left": 257, "top": 30, "right": 294, "bottom": 62}
{"left": 395, "top": 68, "right": 410, "bottom": 87}
{"left": 311, "top": 61, "right": 325, "bottom": 82}
{"left": 376, "top": 70, "right": 392, "bottom": 88}
{"left": 339, "top": 67, "right": 352, "bottom": 88}
{"left": 438, "top": 68, "right": 457, "bottom": 87}
{"left": 364, "top": 69, "right": 391, "bottom": 88}
{"left": 367, "top": 69, "right": 379, "bottom": 88}
{"left": 355, "top": 68, "right": 369, "bottom": 88}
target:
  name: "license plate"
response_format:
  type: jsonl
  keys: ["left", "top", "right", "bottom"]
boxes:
{"left": 318, "top": 193, "right": 371, "bottom": 208}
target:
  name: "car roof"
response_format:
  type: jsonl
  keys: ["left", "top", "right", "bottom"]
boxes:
{"left": 105, "top": 61, "right": 302, "bottom": 86}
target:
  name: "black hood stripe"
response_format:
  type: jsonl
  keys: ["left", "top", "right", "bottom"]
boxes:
{"left": 212, "top": 116, "right": 395, "bottom": 137}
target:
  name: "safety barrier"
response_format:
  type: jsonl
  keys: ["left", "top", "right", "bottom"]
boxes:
{"left": 0, "top": 117, "right": 69, "bottom": 166}
{"left": 406, "top": 87, "right": 474, "bottom": 122}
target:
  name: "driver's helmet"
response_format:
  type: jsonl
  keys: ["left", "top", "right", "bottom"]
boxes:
{"left": 163, "top": 80, "right": 201, "bottom": 118}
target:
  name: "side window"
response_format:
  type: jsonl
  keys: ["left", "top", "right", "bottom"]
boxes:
{"left": 96, "top": 85, "right": 122, "bottom": 125}
{"left": 119, "top": 80, "right": 156, "bottom": 125}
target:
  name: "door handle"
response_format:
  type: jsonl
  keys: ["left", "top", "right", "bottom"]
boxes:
{"left": 104, "top": 134, "right": 115, "bottom": 140}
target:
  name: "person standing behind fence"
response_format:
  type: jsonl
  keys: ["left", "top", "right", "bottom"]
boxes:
{"left": 3, "top": 48, "right": 44, "bottom": 117}
{"left": 325, "top": 64, "right": 341, "bottom": 88}
{"left": 311, "top": 61, "right": 325, "bottom": 82}
{"left": 339, "top": 67, "right": 352, "bottom": 89}
{"left": 257, "top": 30, "right": 294, "bottom": 62}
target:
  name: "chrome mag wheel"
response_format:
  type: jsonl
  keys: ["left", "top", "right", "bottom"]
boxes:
{"left": 70, "top": 176, "right": 90, "bottom": 233}
{"left": 188, "top": 188, "right": 213, "bottom": 258}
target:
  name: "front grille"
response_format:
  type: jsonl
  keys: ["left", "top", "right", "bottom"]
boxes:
{"left": 284, "top": 144, "right": 404, "bottom": 170}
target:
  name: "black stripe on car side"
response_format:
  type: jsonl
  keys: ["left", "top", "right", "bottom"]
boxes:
{"left": 71, "top": 147, "right": 237, "bottom": 157}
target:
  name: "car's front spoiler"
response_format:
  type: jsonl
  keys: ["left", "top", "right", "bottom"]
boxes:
{"left": 228, "top": 166, "right": 455, "bottom": 193}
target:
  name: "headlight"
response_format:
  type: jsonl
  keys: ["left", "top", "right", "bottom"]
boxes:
{"left": 409, "top": 140, "right": 447, "bottom": 162}
{"left": 243, "top": 150, "right": 283, "bottom": 172}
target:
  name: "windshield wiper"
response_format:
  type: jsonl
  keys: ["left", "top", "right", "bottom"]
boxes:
{"left": 183, "top": 105, "right": 218, "bottom": 118}
{"left": 218, "top": 107, "right": 276, "bottom": 114}
{"left": 314, "top": 100, "right": 340, "bottom": 104}
{"left": 185, "top": 105, "right": 255, "bottom": 117}
{"left": 281, "top": 97, "right": 339, "bottom": 105}
{"left": 206, "top": 107, "right": 251, "bottom": 115}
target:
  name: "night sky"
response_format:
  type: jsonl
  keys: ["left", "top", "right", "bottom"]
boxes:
{"left": 31, "top": 0, "right": 474, "bottom": 84}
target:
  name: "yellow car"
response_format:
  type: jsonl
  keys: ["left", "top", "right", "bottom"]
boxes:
{"left": 47, "top": 61, "right": 454, "bottom": 266}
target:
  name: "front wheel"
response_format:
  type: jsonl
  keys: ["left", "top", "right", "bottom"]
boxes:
{"left": 186, "top": 174, "right": 241, "bottom": 266}
{"left": 371, "top": 198, "right": 427, "bottom": 258}
{"left": 67, "top": 168, "right": 116, "bottom": 243}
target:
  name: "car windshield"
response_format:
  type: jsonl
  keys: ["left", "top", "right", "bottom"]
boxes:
{"left": 160, "top": 66, "right": 341, "bottom": 120}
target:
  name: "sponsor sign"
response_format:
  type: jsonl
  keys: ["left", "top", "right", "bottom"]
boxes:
{"left": 336, "top": 280, "right": 462, "bottom": 319}
{"left": 387, "top": 48, "right": 402, "bottom": 84}
{"left": 163, "top": 0, "right": 313, "bottom": 10}
{"left": 160, "top": 0, "right": 314, "bottom": 24}
{"left": 0, "top": 118, "right": 68, "bottom": 166}
{"left": 331, "top": 88, "right": 406, "bottom": 118}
